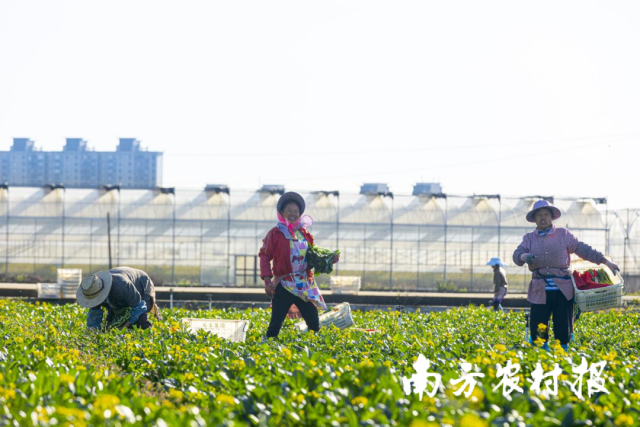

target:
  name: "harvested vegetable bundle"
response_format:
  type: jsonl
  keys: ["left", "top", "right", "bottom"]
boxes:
{"left": 108, "top": 306, "right": 132, "bottom": 329}
{"left": 306, "top": 245, "right": 340, "bottom": 275}
{"left": 584, "top": 268, "right": 614, "bottom": 285}
{"left": 595, "top": 268, "right": 614, "bottom": 285}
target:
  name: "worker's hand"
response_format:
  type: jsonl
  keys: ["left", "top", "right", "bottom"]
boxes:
{"left": 605, "top": 259, "right": 620, "bottom": 274}
{"left": 286, "top": 305, "right": 302, "bottom": 319}
{"left": 520, "top": 253, "right": 536, "bottom": 265}
{"left": 119, "top": 320, "right": 131, "bottom": 330}
{"left": 263, "top": 277, "right": 275, "bottom": 298}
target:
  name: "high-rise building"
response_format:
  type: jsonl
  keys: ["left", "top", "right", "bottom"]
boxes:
{"left": 0, "top": 138, "right": 163, "bottom": 189}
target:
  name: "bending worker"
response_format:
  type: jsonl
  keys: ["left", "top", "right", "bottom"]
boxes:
{"left": 77, "top": 267, "right": 160, "bottom": 330}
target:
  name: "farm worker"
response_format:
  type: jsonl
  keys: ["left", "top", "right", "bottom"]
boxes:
{"left": 513, "top": 200, "right": 619, "bottom": 351}
{"left": 487, "top": 257, "right": 508, "bottom": 311}
{"left": 259, "top": 192, "right": 339, "bottom": 338}
{"left": 77, "top": 267, "right": 161, "bottom": 330}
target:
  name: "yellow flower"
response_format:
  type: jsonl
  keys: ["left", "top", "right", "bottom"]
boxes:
{"left": 494, "top": 344, "right": 506, "bottom": 352}
{"left": 469, "top": 386, "right": 485, "bottom": 403}
{"left": 408, "top": 421, "right": 439, "bottom": 427}
{"left": 350, "top": 396, "right": 368, "bottom": 406}
{"left": 537, "top": 323, "right": 547, "bottom": 333}
{"left": 460, "top": 413, "right": 489, "bottom": 427}
{"left": 358, "top": 359, "right": 374, "bottom": 369}
{"left": 0, "top": 386, "right": 16, "bottom": 400}
{"left": 231, "top": 359, "right": 246, "bottom": 371}
{"left": 614, "top": 414, "right": 634, "bottom": 427}
{"left": 216, "top": 394, "right": 236, "bottom": 405}
{"left": 56, "top": 406, "right": 87, "bottom": 421}
{"left": 282, "top": 348, "right": 292, "bottom": 360}
{"left": 60, "top": 374, "right": 75, "bottom": 384}
{"left": 168, "top": 389, "right": 184, "bottom": 401}
{"left": 93, "top": 394, "right": 120, "bottom": 414}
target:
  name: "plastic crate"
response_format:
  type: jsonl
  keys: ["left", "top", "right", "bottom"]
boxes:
{"left": 37, "top": 283, "right": 61, "bottom": 299}
{"left": 181, "top": 318, "right": 250, "bottom": 342}
{"left": 57, "top": 268, "right": 82, "bottom": 299}
{"left": 296, "top": 302, "right": 354, "bottom": 332}
{"left": 330, "top": 276, "right": 362, "bottom": 295}
{"left": 571, "top": 257, "right": 625, "bottom": 312}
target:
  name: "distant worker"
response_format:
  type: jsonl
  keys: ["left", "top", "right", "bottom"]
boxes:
{"left": 513, "top": 200, "right": 619, "bottom": 351}
{"left": 487, "top": 257, "right": 508, "bottom": 311}
{"left": 77, "top": 267, "right": 161, "bottom": 330}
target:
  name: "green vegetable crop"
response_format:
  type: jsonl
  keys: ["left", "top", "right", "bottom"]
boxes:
{"left": 1, "top": 299, "right": 640, "bottom": 426}
{"left": 306, "top": 245, "right": 340, "bottom": 275}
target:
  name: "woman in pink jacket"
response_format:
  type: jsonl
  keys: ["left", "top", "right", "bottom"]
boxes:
{"left": 513, "top": 200, "right": 619, "bottom": 351}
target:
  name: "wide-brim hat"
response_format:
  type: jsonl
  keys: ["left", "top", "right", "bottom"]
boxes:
{"left": 76, "top": 271, "right": 113, "bottom": 308}
{"left": 526, "top": 199, "right": 561, "bottom": 223}
{"left": 486, "top": 257, "right": 506, "bottom": 268}
{"left": 277, "top": 192, "right": 305, "bottom": 214}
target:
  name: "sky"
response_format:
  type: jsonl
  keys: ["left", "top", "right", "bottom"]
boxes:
{"left": 1, "top": 1, "right": 639, "bottom": 208}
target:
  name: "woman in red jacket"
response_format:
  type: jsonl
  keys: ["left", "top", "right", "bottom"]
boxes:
{"left": 259, "top": 192, "right": 338, "bottom": 338}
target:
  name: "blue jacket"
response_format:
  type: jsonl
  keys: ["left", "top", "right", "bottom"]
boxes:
{"left": 86, "top": 267, "right": 155, "bottom": 329}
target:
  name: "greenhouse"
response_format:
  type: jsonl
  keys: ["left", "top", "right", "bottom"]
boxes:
{"left": 0, "top": 184, "right": 637, "bottom": 292}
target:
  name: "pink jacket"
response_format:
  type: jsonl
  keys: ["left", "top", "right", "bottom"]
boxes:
{"left": 512, "top": 226, "right": 605, "bottom": 304}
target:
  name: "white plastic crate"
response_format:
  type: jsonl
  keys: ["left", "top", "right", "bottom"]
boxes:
{"left": 37, "top": 283, "right": 62, "bottom": 299}
{"left": 330, "top": 276, "right": 361, "bottom": 295}
{"left": 296, "top": 302, "right": 354, "bottom": 332}
{"left": 57, "top": 268, "right": 82, "bottom": 299}
{"left": 571, "top": 257, "right": 625, "bottom": 312}
{"left": 181, "top": 318, "right": 250, "bottom": 342}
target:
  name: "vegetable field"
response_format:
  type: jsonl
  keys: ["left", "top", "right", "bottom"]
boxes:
{"left": 1, "top": 300, "right": 639, "bottom": 427}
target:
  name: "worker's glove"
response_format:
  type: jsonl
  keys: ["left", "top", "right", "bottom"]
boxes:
{"left": 604, "top": 259, "right": 620, "bottom": 274}
{"left": 263, "top": 277, "right": 276, "bottom": 298}
{"left": 519, "top": 253, "right": 536, "bottom": 265}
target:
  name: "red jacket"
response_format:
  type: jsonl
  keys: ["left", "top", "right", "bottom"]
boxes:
{"left": 259, "top": 226, "right": 315, "bottom": 283}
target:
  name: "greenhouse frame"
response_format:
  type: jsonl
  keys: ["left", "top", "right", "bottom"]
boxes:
{"left": 0, "top": 184, "right": 638, "bottom": 292}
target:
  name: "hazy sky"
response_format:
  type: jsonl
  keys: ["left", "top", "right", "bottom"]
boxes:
{"left": 1, "top": 1, "right": 639, "bottom": 208}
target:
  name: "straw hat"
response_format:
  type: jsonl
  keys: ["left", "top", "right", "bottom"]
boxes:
{"left": 486, "top": 257, "right": 506, "bottom": 268}
{"left": 277, "top": 192, "right": 305, "bottom": 214}
{"left": 76, "top": 271, "right": 113, "bottom": 308}
{"left": 526, "top": 199, "right": 562, "bottom": 223}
